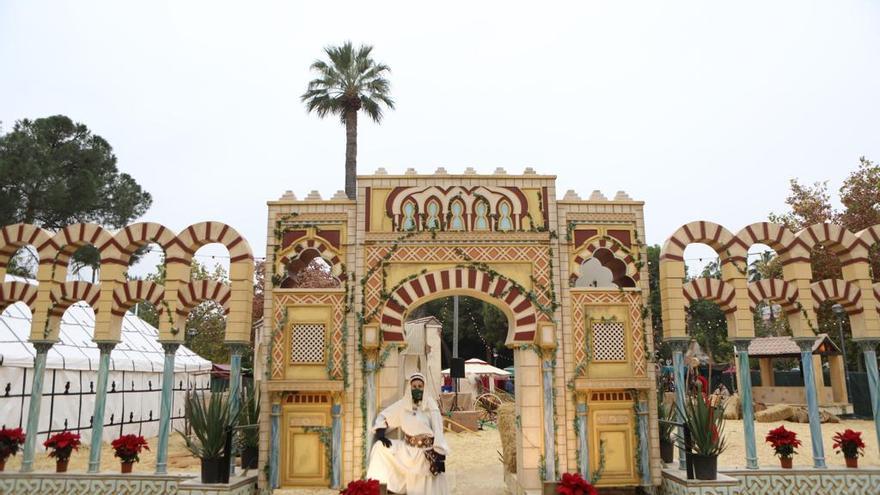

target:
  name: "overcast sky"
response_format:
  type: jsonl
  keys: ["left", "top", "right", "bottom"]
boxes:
{"left": 3, "top": 1, "right": 879, "bottom": 270}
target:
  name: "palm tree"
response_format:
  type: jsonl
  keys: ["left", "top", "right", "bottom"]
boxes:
{"left": 301, "top": 42, "right": 395, "bottom": 199}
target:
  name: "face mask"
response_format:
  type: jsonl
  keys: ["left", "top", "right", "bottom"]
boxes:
{"left": 411, "top": 388, "right": 423, "bottom": 403}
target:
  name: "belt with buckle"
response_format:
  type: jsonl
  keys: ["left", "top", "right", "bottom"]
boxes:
{"left": 404, "top": 434, "right": 434, "bottom": 448}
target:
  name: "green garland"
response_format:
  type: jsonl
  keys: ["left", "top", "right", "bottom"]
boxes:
{"left": 303, "top": 425, "right": 333, "bottom": 478}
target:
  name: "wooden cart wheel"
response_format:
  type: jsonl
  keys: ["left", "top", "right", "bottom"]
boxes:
{"left": 473, "top": 393, "right": 503, "bottom": 423}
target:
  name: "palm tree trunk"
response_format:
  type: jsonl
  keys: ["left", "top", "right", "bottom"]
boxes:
{"left": 344, "top": 109, "right": 357, "bottom": 199}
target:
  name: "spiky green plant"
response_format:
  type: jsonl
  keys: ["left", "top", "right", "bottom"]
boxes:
{"left": 675, "top": 394, "right": 727, "bottom": 456}
{"left": 238, "top": 385, "right": 260, "bottom": 449}
{"left": 658, "top": 401, "right": 676, "bottom": 441}
{"left": 178, "top": 391, "right": 238, "bottom": 460}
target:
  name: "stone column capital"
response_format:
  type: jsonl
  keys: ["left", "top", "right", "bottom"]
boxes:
{"left": 161, "top": 342, "right": 180, "bottom": 355}
{"left": 96, "top": 342, "right": 117, "bottom": 354}
{"left": 794, "top": 338, "right": 816, "bottom": 352}
{"left": 227, "top": 342, "right": 251, "bottom": 355}
{"left": 730, "top": 338, "right": 752, "bottom": 349}
{"left": 31, "top": 341, "right": 54, "bottom": 354}
{"left": 855, "top": 340, "right": 880, "bottom": 352}
{"left": 665, "top": 338, "right": 690, "bottom": 353}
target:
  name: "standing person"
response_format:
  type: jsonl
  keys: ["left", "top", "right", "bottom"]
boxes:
{"left": 367, "top": 373, "right": 450, "bottom": 495}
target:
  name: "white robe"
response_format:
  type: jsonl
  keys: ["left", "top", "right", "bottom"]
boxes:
{"left": 367, "top": 395, "right": 449, "bottom": 495}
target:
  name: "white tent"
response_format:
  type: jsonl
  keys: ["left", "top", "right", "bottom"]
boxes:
{"left": 0, "top": 300, "right": 211, "bottom": 444}
{"left": 441, "top": 358, "right": 511, "bottom": 394}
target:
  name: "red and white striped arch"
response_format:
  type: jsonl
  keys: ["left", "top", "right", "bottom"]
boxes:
{"left": 176, "top": 221, "right": 253, "bottom": 264}
{"left": 0, "top": 281, "right": 39, "bottom": 313}
{"left": 747, "top": 279, "right": 800, "bottom": 315}
{"left": 49, "top": 281, "right": 102, "bottom": 316}
{"left": 111, "top": 280, "right": 165, "bottom": 317}
{"left": 796, "top": 223, "right": 867, "bottom": 265}
{"left": 660, "top": 221, "right": 746, "bottom": 265}
{"left": 176, "top": 279, "right": 231, "bottom": 316}
{"left": 279, "top": 237, "right": 344, "bottom": 277}
{"left": 811, "top": 279, "right": 862, "bottom": 314}
{"left": 0, "top": 224, "right": 54, "bottom": 277}
{"left": 380, "top": 267, "right": 539, "bottom": 344}
{"left": 682, "top": 278, "right": 737, "bottom": 314}
{"left": 570, "top": 236, "right": 639, "bottom": 286}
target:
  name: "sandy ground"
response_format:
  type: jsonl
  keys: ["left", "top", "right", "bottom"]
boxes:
{"left": 5, "top": 419, "right": 876, "bottom": 492}
{"left": 719, "top": 418, "right": 880, "bottom": 468}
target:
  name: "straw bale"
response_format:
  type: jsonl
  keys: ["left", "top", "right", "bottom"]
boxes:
{"left": 723, "top": 393, "right": 741, "bottom": 420}
{"left": 755, "top": 404, "right": 795, "bottom": 422}
{"left": 497, "top": 402, "right": 517, "bottom": 473}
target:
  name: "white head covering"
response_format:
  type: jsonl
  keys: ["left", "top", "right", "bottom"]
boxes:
{"left": 409, "top": 372, "right": 426, "bottom": 385}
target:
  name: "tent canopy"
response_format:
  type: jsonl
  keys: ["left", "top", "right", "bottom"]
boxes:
{"left": 442, "top": 358, "right": 511, "bottom": 377}
{"left": 0, "top": 301, "right": 211, "bottom": 373}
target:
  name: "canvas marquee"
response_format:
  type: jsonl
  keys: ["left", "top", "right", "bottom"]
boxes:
{"left": 0, "top": 299, "right": 211, "bottom": 444}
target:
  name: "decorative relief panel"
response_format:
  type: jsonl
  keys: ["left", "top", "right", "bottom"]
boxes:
{"left": 272, "top": 292, "right": 345, "bottom": 380}
{"left": 363, "top": 244, "right": 553, "bottom": 329}
{"left": 571, "top": 291, "right": 646, "bottom": 377}
{"left": 290, "top": 324, "right": 326, "bottom": 364}
{"left": 592, "top": 320, "right": 626, "bottom": 361}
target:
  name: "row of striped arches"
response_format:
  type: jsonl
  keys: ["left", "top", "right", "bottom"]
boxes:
{"left": 683, "top": 277, "right": 866, "bottom": 314}
{"left": 570, "top": 236, "right": 640, "bottom": 287}
{"left": 0, "top": 221, "right": 253, "bottom": 275}
{"left": 660, "top": 220, "right": 878, "bottom": 265}
{"left": 379, "top": 267, "right": 539, "bottom": 344}
{"left": 278, "top": 236, "right": 344, "bottom": 278}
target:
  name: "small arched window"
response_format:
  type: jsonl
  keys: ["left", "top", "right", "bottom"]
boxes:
{"left": 474, "top": 201, "right": 490, "bottom": 231}
{"left": 426, "top": 200, "right": 441, "bottom": 229}
{"left": 402, "top": 201, "right": 417, "bottom": 231}
{"left": 498, "top": 201, "right": 513, "bottom": 231}
{"left": 450, "top": 200, "right": 465, "bottom": 231}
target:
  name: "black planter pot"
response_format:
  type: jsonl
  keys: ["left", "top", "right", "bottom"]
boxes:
{"left": 201, "top": 457, "right": 228, "bottom": 484}
{"left": 241, "top": 446, "right": 259, "bottom": 469}
{"left": 660, "top": 439, "right": 675, "bottom": 464}
{"left": 691, "top": 453, "right": 718, "bottom": 480}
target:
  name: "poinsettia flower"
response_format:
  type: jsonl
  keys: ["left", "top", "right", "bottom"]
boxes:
{"left": 556, "top": 472, "right": 598, "bottom": 495}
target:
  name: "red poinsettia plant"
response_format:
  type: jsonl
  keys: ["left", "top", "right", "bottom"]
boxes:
{"left": 43, "top": 431, "right": 81, "bottom": 462}
{"left": 765, "top": 425, "right": 801, "bottom": 459}
{"left": 832, "top": 429, "right": 865, "bottom": 459}
{"left": 112, "top": 434, "right": 150, "bottom": 464}
{"left": 340, "top": 478, "right": 380, "bottom": 495}
{"left": 0, "top": 427, "right": 26, "bottom": 461}
{"left": 556, "top": 472, "right": 598, "bottom": 495}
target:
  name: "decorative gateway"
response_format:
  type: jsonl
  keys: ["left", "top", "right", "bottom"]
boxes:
{"left": 257, "top": 169, "right": 658, "bottom": 493}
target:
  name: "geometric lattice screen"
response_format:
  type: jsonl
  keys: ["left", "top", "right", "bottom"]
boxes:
{"left": 591, "top": 320, "right": 626, "bottom": 361}
{"left": 290, "top": 324, "right": 326, "bottom": 364}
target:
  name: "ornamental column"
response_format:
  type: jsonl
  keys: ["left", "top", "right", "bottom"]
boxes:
{"left": 269, "top": 402, "right": 281, "bottom": 488}
{"left": 796, "top": 338, "right": 826, "bottom": 468}
{"left": 576, "top": 401, "right": 589, "bottom": 478}
{"left": 20, "top": 342, "right": 53, "bottom": 473}
{"left": 731, "top": 339, "right": 758, "bottom": 469}
{"left": 228, "top": 342, "right": 247, "bottom": 478}
{"left": 541, "top": 358, "right": 557, "bottom": 481}
{"left": 88, "top": 342, "right": 117, "bottom": 473}
{"left": 155, "top": 342, "right": 179, "bottom": 475}
{"left": 364, "top": 357, "right": 377, "bottom": 464}
{"left": 667, "top": 338, "right": 688, "bottom": 471}
{"left": 857, "top": 340, "right": 880, "bottom": 455}
{"left": 635, "top": 396, "right": 651, "bottom": 487}
{"left": 331, "top": 402, "right": 343, "bottom": 489}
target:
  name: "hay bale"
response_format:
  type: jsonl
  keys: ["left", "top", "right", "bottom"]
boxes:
{"left": 723, "top": 393, "right": 741, "bottom": 420}
{"left": 790, "top": 407, "right": 810, "bottom": 423}
{"left": 753, "top": 402, "right": 767, "bottom": 413}
{"left": 820, "top": 410, "right": 841, "bottom": 423}
{"left": 497, "top": 403, "right": 517, "bottom": 473}
{"left": 755, "top": 404, "right": 795, "bottom": 423}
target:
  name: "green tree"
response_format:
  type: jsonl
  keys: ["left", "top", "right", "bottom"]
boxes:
{"left": 0, "top": 115, "right": 152, "bottom": 272}
{"left": 301, "top": 42, "right": 395, "bottom": 199}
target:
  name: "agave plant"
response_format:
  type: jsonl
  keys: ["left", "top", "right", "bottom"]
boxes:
{"left": 658, "top": 401, "right": 676, "bottom": 442}
{"left": 178, "top": 391, "right": 238, "bottom": 460}
{"left": 238, "top": 385, "right": 260, "bottom": 450}
{"left": 676, "top": 393, "right": 727, "bottom": 456}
